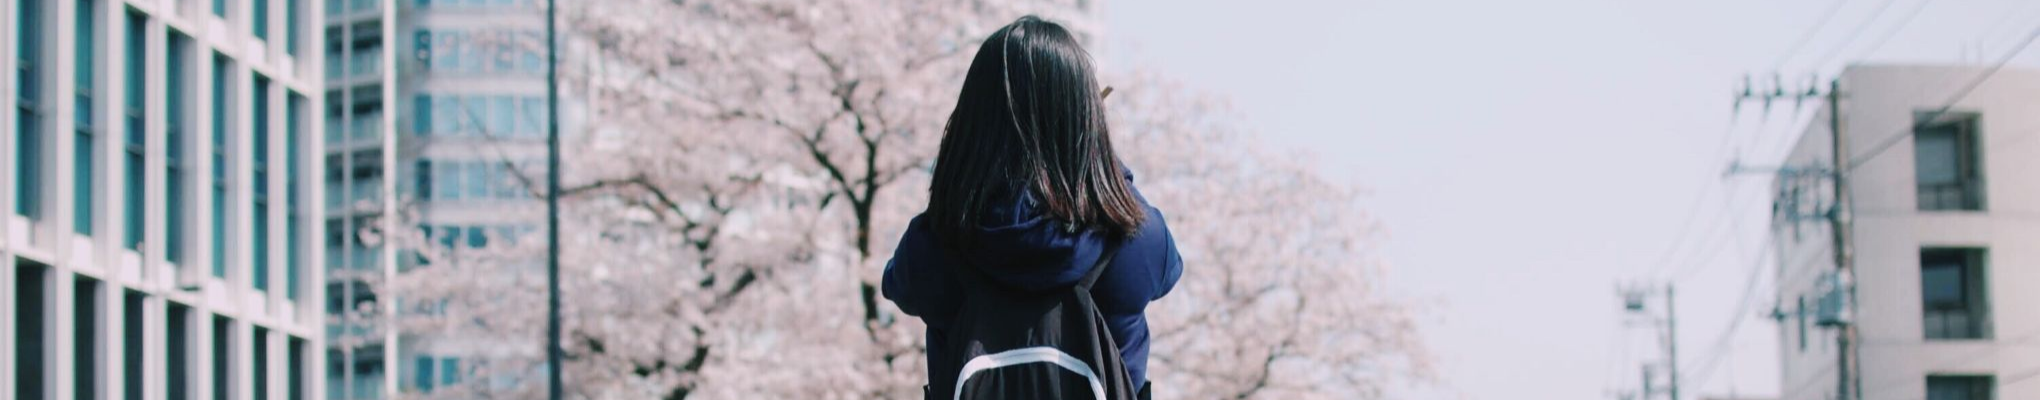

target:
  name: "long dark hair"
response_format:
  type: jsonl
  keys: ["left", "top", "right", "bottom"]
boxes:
{"left": 927, "top": 15, "right": 1145, "bottom": 241}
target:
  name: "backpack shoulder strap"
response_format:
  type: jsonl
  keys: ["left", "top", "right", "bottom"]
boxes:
{"left": 1077, "top": 239, "right": 1124, "bottom": 291}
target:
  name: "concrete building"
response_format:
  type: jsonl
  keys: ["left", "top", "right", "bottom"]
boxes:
{"left": 322, "top": 0, "right": 555, "bottom": 398}
{"left": 4, "top": 0, "right": 328, "bottom": 399}
{"left": 1773, "top": 65, "right": 2040, "bottom": 400}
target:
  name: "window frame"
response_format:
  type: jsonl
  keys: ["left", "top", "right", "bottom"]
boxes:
{"left": 1921, "top": 247, "right": 1992, "bottom": 341}
{"left": 1926, "top": 375, "right": 1994, "bottom": 400}
{"left": 1914, "top": 111, "right": 1986, "bottom": 211}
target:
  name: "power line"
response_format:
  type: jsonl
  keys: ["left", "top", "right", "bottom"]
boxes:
{"left": 1682, "top": 229, "right": 1836, "bottom": 394}
{"left": 1771, "top": 0, "right": 1857, "bottom": 71}
{"left": 1662, "top": 188, "right": 1766, "bottom": 282}
{"left": 1976, "top": 1, "right": 2040, "bottom": 51}
{"left": 1806, "top": 0, "right": 1904, "bottom": 70}
{"left": 1675, "top": 234, "right": 1773, "bottom": 390}
{"left": 1852, "top": 0, "right": 1937, "bottom": 62}
{"left": 1640, "top": 121, "right": 1750, "bottom": 282}
{"left": 1844, "top": 25, "right": 2040, "bottom": 170}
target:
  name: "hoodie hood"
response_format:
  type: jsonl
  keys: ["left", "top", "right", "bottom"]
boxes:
{"left": 959, "top": 190, "right": 1111, "bottom": 291}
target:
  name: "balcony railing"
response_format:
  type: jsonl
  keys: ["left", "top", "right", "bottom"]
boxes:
{"left": 326, "top": 178, "right": 384, "bottom": 211}
{"left": 325, "top": 114, "right": 384, "bottom": 145}
{"left": 325, "top": 49, "right": 382, "bottom": 81}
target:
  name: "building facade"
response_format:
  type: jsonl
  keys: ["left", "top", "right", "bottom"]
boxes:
{"left": 392, "top": 0, "right": 552, "bottom": 394}
{"left": 319, "top": 0, "right": 394, "bottom": 398}
{"left": 4, "top": 0, "right": 328, "bottom": 399}
{"left": 1774, "top": 65, "right": 2040, "bottom": 400}
{"left": 322, "top": 0, "right": 555, "bottom": 398}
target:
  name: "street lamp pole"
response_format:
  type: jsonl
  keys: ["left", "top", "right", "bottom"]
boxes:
{"left": 544, "top": 0, "right": 564, "bottom": 398}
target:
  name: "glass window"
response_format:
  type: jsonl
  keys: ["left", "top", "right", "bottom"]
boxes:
{"left": 168, "top": 303, "right": 192, "bottom": 400}
{"left": 416, "top": 160, "right": 433, "bottom": 200}
{"left": 465, "top": 161, "right": 489, "bottom": 198}
{"left": 76, "top": 278, "right": 100, "bottom": 400}
{"left": 1926, "top": 376, "right": 1993, "bottom": 400}
{"left": 414, "top": 95, "right": 433, "bottom": 136}
{"left": 1922, "top": 248, "right": 1990, "bottom": 340}
{"left": 214, "top": 0, "right": 227, "bottom": 17}
{"left": 521, "top": 31, "right": 545, "bottom": 75}
{"left": 288, "top": 93, "right": 306, "bottom": 300}
{"left": 431, "top": 161, "right": 459, "bottom": 200}
{"left": 494, "top": 163, "right": 521, "bottom": 198}
{"left": 18, "top": 0, "right": 47, "bottom": 220}
{"left": 454, "top": 96, "right": 481, "bottom": 136}
{"left": 1796, "top": 296, "right": 1806, "bottom": 351}
{"left": 491, "top": 96, "right": 515, "bottom": 136}
{"left": 288, "top": 338, "right": 307, "bottom": 400}
{"left": 414, "top": 30, "right": 437, "bottom": 71}
{"left": 125, "top": 291, "right": 146, "bottom": 400}
{"left": 126, "top": 10, "right": 148, "bottom": 251}
{"left": 168, "top": 33, "right": 192, "bottom": 263}
{"left": 254, "top": 0, "right": 269, "bottom": 39}
{"left": 286, "top": 0, "right": 300, "bottom": 55}
{"left": 17, "top": 266, "right": 47, "bottom": 400}
{"left": 416, "top": 356, "right": 435, "bottom": 392}
{"left": 255, "top": 75, "right": 273, "bottom": 292}
{"left": 213, "top": 316, "right": 232, "bottom": 400}
{"left": 440, "top": 358, "right": 459, "bottom": 386}
{"left": 77, "top": 0, "right": 99, "bottom": 236}
{"left": 213, "top": 53, "right": 233, "bottom": 278}
{"left": 1915, "top": 113, "right": 1984, "bottom": 211}
{"left": 254, "top": 327, "right": 270, "bottom": 400}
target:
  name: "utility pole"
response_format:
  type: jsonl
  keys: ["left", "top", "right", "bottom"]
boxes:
{"left": 544, "top": 0, "right": 563, "bottom": 398}
{"left": 1826, "top": 78, "right": 1860, "bottom": 400}
{"left": 1642, "top": 365, "right": 1657, "bottom": 400}
{"left": 1666, "top": 284, "right": 1680, "bottom": 400}
{"left": 1619, "top": 284, "right": 1680, "bottom": 400}
{"left": 1730, "top": 73, "right": 1856, "bottom": 400}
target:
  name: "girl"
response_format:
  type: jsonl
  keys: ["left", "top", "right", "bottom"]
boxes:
{"left": 882, "top": 15, "right": 1183, "bottom": 399}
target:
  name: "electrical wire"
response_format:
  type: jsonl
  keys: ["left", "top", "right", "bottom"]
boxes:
{"left": 1805, "top": 0, "right": 1905, "bottom": 70}
{"left": 1639, "top": 120, "right": 1749, "bottom": 282}
{"left": 1773, "top": 0, "right": 1857, "bottom": 70}
{"left": 1852, "top": 0, "right": 1938, "bottom": 62}
{"left": 1680, "top": 231, "right": 1834, "bottom": 395}
{"left": 1675, "top": 235, "right": 1774, "bottom": 391}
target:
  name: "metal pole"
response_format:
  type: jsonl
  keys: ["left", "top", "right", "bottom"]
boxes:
{"left": 1666, "top": 284, "right": 1679, "bottom": 400}
{"left": 544, "top": 0, "right": 563, "bottom": 398}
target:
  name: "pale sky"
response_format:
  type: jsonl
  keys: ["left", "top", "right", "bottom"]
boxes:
{"left": 1099, "top": 0, "right": 2040, "bottom": 399}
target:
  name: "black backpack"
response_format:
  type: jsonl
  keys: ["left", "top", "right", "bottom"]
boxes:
{"left": 927, "top": 242, "right": 1146, "bottom": 400}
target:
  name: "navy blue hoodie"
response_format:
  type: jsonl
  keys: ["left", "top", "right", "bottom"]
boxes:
{"left": 882, "top": 172, "right": 1184, "bottom": 388}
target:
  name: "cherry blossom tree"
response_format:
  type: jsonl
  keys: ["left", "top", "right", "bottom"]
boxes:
{"left": 1107, "top": 76, "right": 1433, "bottom": 399}
{"left": 383, "top": 1, "right": 1429, "bottom": 399}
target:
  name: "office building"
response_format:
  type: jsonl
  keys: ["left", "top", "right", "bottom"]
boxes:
{"left": 4, "top": 0, "right": 328, "bottom": 398}
{"left": 323, "top": 0, "right": 556, "bottom": 398}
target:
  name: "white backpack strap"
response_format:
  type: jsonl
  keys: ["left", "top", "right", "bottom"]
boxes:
{"left": 953, "top": 347, "right": 1108, "bottom": 400}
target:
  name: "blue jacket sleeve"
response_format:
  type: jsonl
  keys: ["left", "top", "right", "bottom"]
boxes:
{"left": 1125, "top": 166, "right": 1184, "bottom": 301}
{"left": 881, "top": 214, "right": 960, "bottom": 319}
{"left": 1149, "top": 207, "right": 1184, "bottom": 300}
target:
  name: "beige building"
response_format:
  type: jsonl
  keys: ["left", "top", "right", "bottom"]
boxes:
{"left": 1773, "top": 65, "right": 2040, "bottom": 400}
